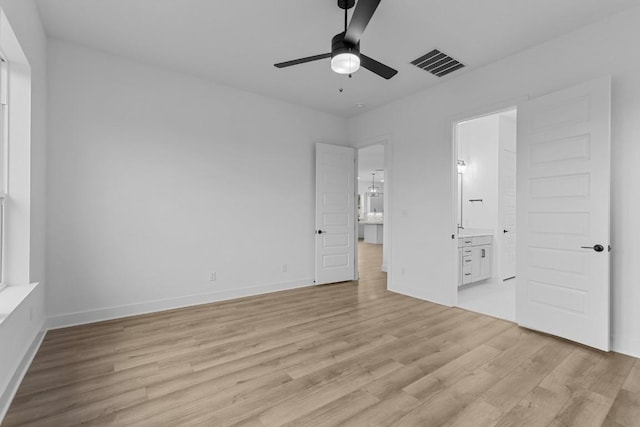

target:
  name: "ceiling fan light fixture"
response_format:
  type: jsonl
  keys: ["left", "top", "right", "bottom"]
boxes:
{"left": 368, "top": 173, "right": 379, "bottom": 193}
{"left": 273, "top": 1, "right": 397, "bottom": 80}
{"left": 331, "top": 52, "right": 360, "bottom": 74}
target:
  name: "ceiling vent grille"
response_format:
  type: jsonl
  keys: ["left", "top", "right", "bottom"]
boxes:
{"left": 411, "top": 49, "right": 465, "bottom": 77}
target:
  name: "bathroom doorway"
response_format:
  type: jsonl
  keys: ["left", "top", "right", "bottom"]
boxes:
{"left": 357, "top": 144, "right": 386, "bottom": 281}
{"left": 454, "top": 108, "right": 517, "bottom": 321}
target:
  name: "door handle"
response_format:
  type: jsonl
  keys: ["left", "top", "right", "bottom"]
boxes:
{"left": 316, "top": 230, "right": 324, "bottom": 235}
{"left": 503, "top": 229, "right": 509, "bottom": 233}
{"left": 581, "top": 244, "right": 605, "bottom": 252}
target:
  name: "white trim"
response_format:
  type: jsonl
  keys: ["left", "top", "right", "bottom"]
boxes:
{"left": 354, "top": 147, "right": 360, "bottom": 281}
{"left": 0, "top": 194, "right": 5, "bottom": 286}
{"left": 612, "top": 334, "right": 640, "bottom": 359}
{"left": 0, "top": 330, "right": 46, "bottom": 423}
{"left": 0, "top": 282, "right": 37, "bottom": 325}
{"left": 387, "top": 285, "right": 453, "bottom": 308}
{"left": 48, "top": 278, "right": 314, "bottom": 329}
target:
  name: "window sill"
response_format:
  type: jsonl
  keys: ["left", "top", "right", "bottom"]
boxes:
{"left": 0, "top": 283, "right": 38, "bottom": 326}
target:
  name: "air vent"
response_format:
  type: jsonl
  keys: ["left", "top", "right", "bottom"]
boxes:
{"left": 411, "top": 49, "right": 465, "bottom": 77}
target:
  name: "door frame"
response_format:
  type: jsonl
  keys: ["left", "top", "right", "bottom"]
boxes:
{"left": 498, "top": 121, "right": 517, "bottom": 282}
{"left": 353, "top": 137, "right": 393, "bottom": 286}
{"left": 449, "top": 96, "right": 528, "bottom": 307}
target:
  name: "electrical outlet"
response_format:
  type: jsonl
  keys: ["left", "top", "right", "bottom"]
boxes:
{"left": 281, "top": 264, "right": 288, "bottom": 273}
{"left": 209, "top": 272, "right": 217, "bottom": 282}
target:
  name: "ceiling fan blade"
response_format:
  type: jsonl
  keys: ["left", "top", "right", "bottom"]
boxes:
{"left": 360, "top": 54, "right": 397, "bottom": 79}
{"left": 274, "top": 53, "right": 332, "bottom": 68}
{"left": 344, "top": 0, "right": 382, "bottom": 45}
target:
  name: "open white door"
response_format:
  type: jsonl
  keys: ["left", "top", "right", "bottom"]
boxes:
{"left": 516, "top": 77, "right": 611, "bottom": 351}
{"left": 315, "top": 143, "right": 356, "bottom": 285}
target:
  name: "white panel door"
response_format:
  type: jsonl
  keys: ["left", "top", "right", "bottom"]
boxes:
{"left": 500, "top": 147, "right": 517, "bottom": 280}
{"left": 516, "top": 77, "right": 611, "bottom": 351}
{"left": 315, "top": 143, "right": 356, "bottom": 285}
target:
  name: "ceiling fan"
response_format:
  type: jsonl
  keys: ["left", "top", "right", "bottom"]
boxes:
{"left": 274, "top": 0, "right": 397, "bottom": 80}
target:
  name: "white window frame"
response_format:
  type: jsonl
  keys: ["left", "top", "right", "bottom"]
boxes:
{"left": 0, "top": 54, "right": 8, "bottom": 292}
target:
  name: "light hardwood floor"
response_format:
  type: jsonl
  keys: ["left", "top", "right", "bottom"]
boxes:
{"left": 5, "top": 242, "right": 639, "bottom": 426}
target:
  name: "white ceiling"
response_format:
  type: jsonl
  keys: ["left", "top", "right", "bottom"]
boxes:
{"left": 36, "top": 0, "right": 640, "bottom": 117}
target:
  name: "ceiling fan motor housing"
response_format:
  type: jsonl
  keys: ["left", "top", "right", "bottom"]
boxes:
{"left": 331, "top": 32, "right": 360, "bottom": 58}
{"left": 337, "top": 0, "right": 356, "bottom": 10}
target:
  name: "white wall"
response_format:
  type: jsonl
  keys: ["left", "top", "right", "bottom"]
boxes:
{"left": 348, "top": 6, "right": 640, "bottom": 357}
{"left": 46, "top": 40, "right": 348, "bottom": 327}
{"left": 458, "top": 114, "right": 499, "bottom": 231}
{"left": 0, "top": 0, "right": 47, "bottom": 417}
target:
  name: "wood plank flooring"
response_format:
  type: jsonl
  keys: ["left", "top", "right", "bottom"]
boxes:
{"left": 4, "top": 242, "right": 639, "bottom": 426}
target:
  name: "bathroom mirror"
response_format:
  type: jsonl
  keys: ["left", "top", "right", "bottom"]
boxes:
{"left": 366, "top": 192, "right": 384, "bottom": 213}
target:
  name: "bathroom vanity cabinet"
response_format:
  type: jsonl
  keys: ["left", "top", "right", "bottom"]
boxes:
{"left": 458, "top": 234, "right": 493, "bottom": 286}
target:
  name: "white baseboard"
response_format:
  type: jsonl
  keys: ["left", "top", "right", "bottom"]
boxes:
{"left": 388, "top": 284, "right": 453, "bottom": 307}
{"left": 612, "top": 334, "right": 640, "bottom": 359}
{"left": 392, "top": 285, "right": 640, "bottom": 357}
{"left": 48, "top": 278, "right": 314, "bottom": 329}
{"left": 0, "top": 329, "right": 46, "bottom": 423}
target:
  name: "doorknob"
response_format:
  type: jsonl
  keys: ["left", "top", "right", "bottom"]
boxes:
{"left": 503, "top": 229, "right": 509, "bottom": 233}
{"left": 316, "top": 230, "right": 324, "bottom": 234}
{"left": 581, "top": 244, "right": 605, "bottom": 252}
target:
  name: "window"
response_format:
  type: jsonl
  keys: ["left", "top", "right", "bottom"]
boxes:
{"left": 0, "top": 55, "right": 7, "bottom": 292}
{"left": 0, "top": 8, "right": 34, "bottom": 296}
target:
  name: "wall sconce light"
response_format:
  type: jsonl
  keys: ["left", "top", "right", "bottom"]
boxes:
{"left": 457, "top": 160, "right": 467, "bottom": 174}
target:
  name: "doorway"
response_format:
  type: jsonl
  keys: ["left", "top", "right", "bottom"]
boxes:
{"left": 454, "top": 108, "right": 517, "bottom": 321}
{"left": 357, "top": 144, "right": 386, "bottom": 280}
